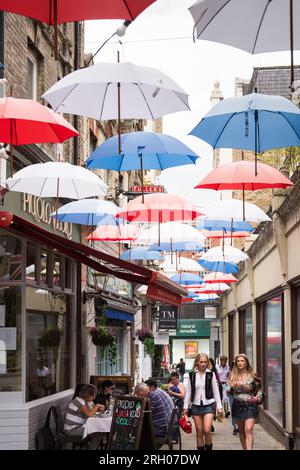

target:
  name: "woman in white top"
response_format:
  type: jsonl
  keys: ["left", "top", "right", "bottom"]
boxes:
{"left": 183, "top": 353, "right": 223, "bottom": 451}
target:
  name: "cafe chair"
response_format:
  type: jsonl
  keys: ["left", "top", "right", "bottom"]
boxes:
{"left": 156, "top": 407, "right": 182, "bottom": 451}
{"left": 49, "top": 405, "right": 90, "bottom": 450}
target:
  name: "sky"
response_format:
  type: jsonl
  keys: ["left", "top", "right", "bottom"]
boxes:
{"left": 84, "top": 0, "right": 300, "bottom": 208}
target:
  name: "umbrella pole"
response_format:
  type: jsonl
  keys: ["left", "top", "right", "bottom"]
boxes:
{"left": 176, "top": 251, "right": 178, "bottom": 271}
{"left": 290, "top": 0, "right": 295, "bottom": 93}
{"left": 158, "top": 211, "right": 161, "bottom": 246}
{"left": 242, "top": 184, "right": 245, "bottom": 221}
{"left": 139, "top": 153, "right": 144, "bottom": 203}
{"left": 54, "top": 0, "right": 58, "bottom": 61}
{"left": 231, "top": 218, "right": 233, "bottom": 246}
{"left": 254, "top": 109, "right": 258, "bottom": 176}
{"left": 55, "top": 177, "right": 60, "bottom": 226}
{"left": 117, "top": 51, "right": 123, "bottom": 197}
{"left": 170, "top": 237, "right": 173, "bottom": 264}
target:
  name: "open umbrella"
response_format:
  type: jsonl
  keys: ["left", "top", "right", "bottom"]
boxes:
{"left": 190, "top": 93, "right": 300, "bottom": 175}
{"left": 149, "top": 241, "right": 204, "bottom": 252}
{"left": 192, "top": 282, "right": 230, "bottom": 294}
{"left": 135, "top": 222, "right": 206, "bottom": 246}
{"left": 43, "top": 62, "right": 190, "bottom": 156}
{"left": 6, "top": 162, "right": 107, "bottom": 199}
{"left": 86, "top": 222, "right": 140, "bottom": 242}
{"left": 0, "top": 97, "right": 78, "bottom": 176}
{"left": 201, "top": 245, "right": 249, "bottom": 264}
{"left": 189, "top": 0, "right": 299, "bottom": 90}
{"left": 170, "top": 273, "right": 204, "bottom": 286}
{"left": 196, "top": 218, "right": 253, "bottom": 232}
{"left": 194, "top": 161, "right": 293, "bottom": 219}
{"left": 50, "top": 198, "right": 119, "bottom": 225}
{"left": 203, "top": 272, "right": 237, "bottom": 284}
{"left": 198, "top": 259, "right": 238, "bottom": 274}
{"left": 203, "top": 198, "right": 271, "bottom": 223}
{"left": 0, "top": 1, "right": 156, "bottom": 59}
{"left": 120, "top": 247, "right": 164, "bottom": 261}
{"left": 160, "top": 255, "right": 203, "bottom": 273}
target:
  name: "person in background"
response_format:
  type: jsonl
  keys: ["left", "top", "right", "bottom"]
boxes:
{"left": 135, "top": 380, "right": 174, "bottom": 438}
{"left": 36, "top": 360, "right": 51, "bottom": 397}
{"left": 228, "top": 361, "right": 239, "bottom": 435}
{"left": 176, "top": 358, "right": 186, "bottom": 382}
{"left": 94, "top": 380, "right": 115, "bottom": 410}
{"left": 64, "top": 384, "right": 105, "bottom": 449}
{"left": 227, "top": 354, "right": 264, "bottom": 450}
{"left": 208, "top": 357, "right": 223, "bottom": 433}
{"left": 167, "top": 372, "right": 186, "bottom": 416}
{"left": 183, "top": 353, "right": 223, "bottom": 451}
{"left": 216, "top": 356, "right": 231, "bottom": 418}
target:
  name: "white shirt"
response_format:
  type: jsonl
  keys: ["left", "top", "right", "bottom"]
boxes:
{"left": 183, "top": 368, "right": 222, "bottom": 410}
{"left": 216, "top": 365, "right": 231, "bottom": 383}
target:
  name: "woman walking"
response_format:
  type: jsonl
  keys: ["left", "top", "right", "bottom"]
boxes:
{"left": 183, "top": 353, "right": 223, "bottom": 451}
{"left": 168, "top": 371, "right": 186, "bottom": 416}
{"left": 227, "top": 354, "right": 264, "bottom": 450}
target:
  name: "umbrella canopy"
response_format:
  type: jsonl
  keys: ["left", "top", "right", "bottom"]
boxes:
{"left": 203, "top": 230, "right": 251, "bottom": 239}
{"left": 194, "top": 161, "right": 293, "bottom": 191}
{"left": 50, "top": 198, "right": 119, "bottom": 225}
{"left": 120, "top": 247, "right": 164, "bottom": 261}
{"left": 201, "top": 246, "right": 249, "bottom": 264}
{"left": 87, "top": 223, "right": 140, "bottom": 242}
{"left": 135, "top": 222, "right": 206, "bottom": 245}
{"left": 160, "top": 255, "right": 203, "bottom": 273}
{"left": 86, "top": 132, "right": 198, "bottom": 171}
{"left": 198, "top": 259, "right": 238, "bottom": 274}
{"left": 196, "top": 218, "right": 253, "bottom": 232}
{"left": 43, "top": 62, "right": 190, "bottom": 121}
{"left": 0, "top": 97, "right": 78, "bottom": 144}
{"left": 0, "top": 0, "right": 155, "bottom": 23}
{"left": 190, "top": 93, "right": 300, "bottom": 158}
{"left": 149, "top": 241, "right": 204, "bottom": 252}
{"left": 6, "top": 162, "right": 107, "bottom": 199}
{"left": 192, "top": 282, "right": 230, "bottom": 294}
{"left": 203, "top": 272, "right": 237, "bottom": 284}
{"left": 203, "top": 198, "right": 271, "bottom": 222}
{"left": 116, "top": 192, "right": 202, "bottom": 222}
{"left": 170, "top": 273, "right": 204, "bottom": 286}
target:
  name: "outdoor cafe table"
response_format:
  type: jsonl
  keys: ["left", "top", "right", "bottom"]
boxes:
{"left": 83, "top": 415, "right": 112, "bottom": 440}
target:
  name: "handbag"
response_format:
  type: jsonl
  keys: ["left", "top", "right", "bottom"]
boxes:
{"left": 187, "top": 405, "right": 192, "bottom": 418}
{"left": 178, "top": 415, "right": 192, "bottom": 434}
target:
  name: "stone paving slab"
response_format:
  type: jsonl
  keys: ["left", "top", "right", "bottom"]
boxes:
{"left": 163, "top": 416, "right": 286, "bottom": 451}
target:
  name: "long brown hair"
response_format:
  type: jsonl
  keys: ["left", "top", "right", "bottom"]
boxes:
{"left": 193, "top": 353, "right": 209, "bottom": 370}
{"left": 227, "top": 353, "right": 260, "bottom": 387}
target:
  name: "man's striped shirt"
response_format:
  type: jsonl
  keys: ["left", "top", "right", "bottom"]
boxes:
{"left": 64, "top": 397, "right": 87, "bottom": 432}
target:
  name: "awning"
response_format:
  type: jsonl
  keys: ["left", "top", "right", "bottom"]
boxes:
{"left": 6, "top": 213, "right": 187, "bottom": 306}
{"left": 105, "top": 309, "right": 134, "bottom": 322}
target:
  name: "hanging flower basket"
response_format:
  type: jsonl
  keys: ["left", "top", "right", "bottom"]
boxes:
{"left": 89, "top": 326, "right": 115, "bottom": 347}
{"left": 135, "top": 328, "right": 154, "bottom": 343}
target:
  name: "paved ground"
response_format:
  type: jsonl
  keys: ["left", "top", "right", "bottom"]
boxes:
{"left": 163, "top": 416, "right": 286, "bottom": 451}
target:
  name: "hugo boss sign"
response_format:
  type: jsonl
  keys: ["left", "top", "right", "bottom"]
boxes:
{"left": 158, "top": 305, "right": 178, "bottom": 331}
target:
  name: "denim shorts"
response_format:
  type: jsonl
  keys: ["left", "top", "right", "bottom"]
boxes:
{"left": 231, "top": 400, "right": 258, "bottom": 421}
{"left": 191, "top": 403, "right": 216, "bottom": 416}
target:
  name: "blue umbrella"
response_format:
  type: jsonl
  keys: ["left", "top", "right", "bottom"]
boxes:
{"left": 170, "top": 273, "right": 204, "bottom": 286}
{"left": 86, "top": 132, "right": 199, "bottom": 171}
{"left": 120, "top": 247, "right": 164, "bottom": 261}
{"left": 198, "top": 259, "right": 238, "bottom": 274}
{"left": 190, "top": 93, "right": 300, "bottom": 174}
{"left": 149, "top": 241, "right": 204, "bottom": 252}
{"left": 196, "top": 219, "right": 253, "bottom": 232}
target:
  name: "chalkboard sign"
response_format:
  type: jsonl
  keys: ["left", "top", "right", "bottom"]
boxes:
{"left": 90, "top": 375, "right": 132, "bottom": 396}
{"left": 108, "top": 396, "right": 156, "bottom": 450}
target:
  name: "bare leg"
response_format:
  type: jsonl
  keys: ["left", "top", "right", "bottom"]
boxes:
{"left": 244, "top": 419, "right": 255, "bottom": 450}
{"left": 202, "top": 413, "right": 214, "bottom": 446}
{"left": 193, "top": 415, "right": 204, "bottom": 448}
{"left": 237, "top": 420, "right": 247, "bottom": 450}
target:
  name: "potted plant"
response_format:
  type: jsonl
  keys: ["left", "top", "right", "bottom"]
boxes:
{"left": 88, "top": 326, "right": 117, "bottom": 366}
{"left": 135, "top": 327, "right": 154, "bottom": 343}
{"left": 39, "top": 328, "right": 62, "bottom": 348}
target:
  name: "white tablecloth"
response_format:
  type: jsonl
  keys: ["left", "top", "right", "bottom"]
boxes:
{"left": 83, "top": 416, "right": 112, "bottom": 439}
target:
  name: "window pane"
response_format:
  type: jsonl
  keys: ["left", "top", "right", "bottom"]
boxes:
{"left": 0, "top": 233, "right": 23, "bottom": 281}
{"left": 40, "top": 250, "right": 49, "bottom": 285}
{"left": 26, "top": 287, "right": 71, "bottom": 401}
{"left": 53, "top": 254, "right": 61, "bottom": 287}
{"left": 266, "top": 296, "right": 283, "bottom": 424}
{"left": 26, "top": 242, "right": 37, "bottom": 282}
{"left": 0, "top": 286, "right": 22, "bottom": 391}
{"left": 245, "top": 307, "right": 253, "bottom": 366}
{"left": 27, "top": 57, "right": 36, "bottom": 100}
{"left": 65, "top": 258, "right": 72, "bottom": 289}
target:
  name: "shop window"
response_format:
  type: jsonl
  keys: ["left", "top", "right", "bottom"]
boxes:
{"left": 26, "top": 242, "right": 38, "bottom": 282}
{"left": 96, "top": 327, "right": 124, "bottom": 376}
{"left": 27, "top": 54, "right": 37, "bottom": 100}
{"left": 245, "top": 307, "right": 253, "bottom": 366}
{"left": 265, "top": 296, "right": 283, "bottom": 424}
{"left": 26, "top": 287, "right": 71, "bottom": 401}
{"left": 0, "top": 233, "right": 23, "bottom": 281}
{"left": 53, "top": 254, "right": 61, "bottom": 287}
{"left": 65, "top": 257, "right": 72, "bottom": 290}
{"left": 0, "top": 286, "right": 22, "bottom": 392}
{"left": 40, "top": 249, "right": 49, "bottom": 285}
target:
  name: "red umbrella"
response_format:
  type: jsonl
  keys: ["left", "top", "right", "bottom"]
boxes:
{"left": 86, "top": 224, "right": 139, "bottom": 242}
{"left": 194, "top": 161, "right": 293, "bottom": 220}
{"left": 203, "top": 273, "right": 237, "bottom": 284}
{"left": 203, "top": 230, "right": 250, "bottom": 239}
{"left": 117, "top": 193, "right": 203, "bottom": 223}
{"left": 0, "top": 97, "right": 78, "bottom": 175}
{"left": 0, "top": 0, "right": 156, "bottom": 58}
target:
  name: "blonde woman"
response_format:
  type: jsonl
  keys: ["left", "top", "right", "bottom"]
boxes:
{"left": 227, "top": 354, "right": 264, "bottom": 450}
{"left": 183, "top": 353, "right": 223, "bottom": 451}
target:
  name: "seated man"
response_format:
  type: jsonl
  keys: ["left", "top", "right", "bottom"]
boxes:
{"left": 135, "top": 380, "right": 175, "bottom": 438}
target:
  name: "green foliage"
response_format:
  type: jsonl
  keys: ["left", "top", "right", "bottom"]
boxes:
{"left": 153, "top": 344, "right": 164, "bottom": 376}
{"left": 143, "top": 337, "right": 156, "bottom": 357}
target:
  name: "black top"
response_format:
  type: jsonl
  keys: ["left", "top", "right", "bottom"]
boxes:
{"left": 94, "top": 391, "right": 110, "bottom": 409}
{"left": 177, "top": 361, "right": 185, "bottom": 374}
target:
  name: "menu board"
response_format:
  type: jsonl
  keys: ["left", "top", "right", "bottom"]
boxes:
{"left": 108, "top": 396, "right": 156, "bottom": 450}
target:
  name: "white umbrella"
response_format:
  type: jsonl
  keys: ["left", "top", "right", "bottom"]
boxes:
{"left": 189, "top": 0, "right": 300, "bottom": 89}
{"left": 203, "top": 198, "right": 271, "bottom": 223}
{"left": 160, "top": 255, "right": 203, "bottom": 273}
{"left": 190, "top": 282, "right": 230, "bottom": 293}
{"left": 6, "top": 162, "right": 107, "bottom": 199}
{"left": 42, "top": 61, "right": 190, "bottom": 121}
{"left": 201, "top": 246, "right": 248, "bottom": 264}
{"left": 135, "top": 222, "right": 206, "bottom": 245}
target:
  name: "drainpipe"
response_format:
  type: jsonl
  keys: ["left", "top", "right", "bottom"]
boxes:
{"left": 74, "top": 22, "right": 82, "bottom": 384}
{"left": 0, "top": 11, "right": 4, "bottom": 79}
